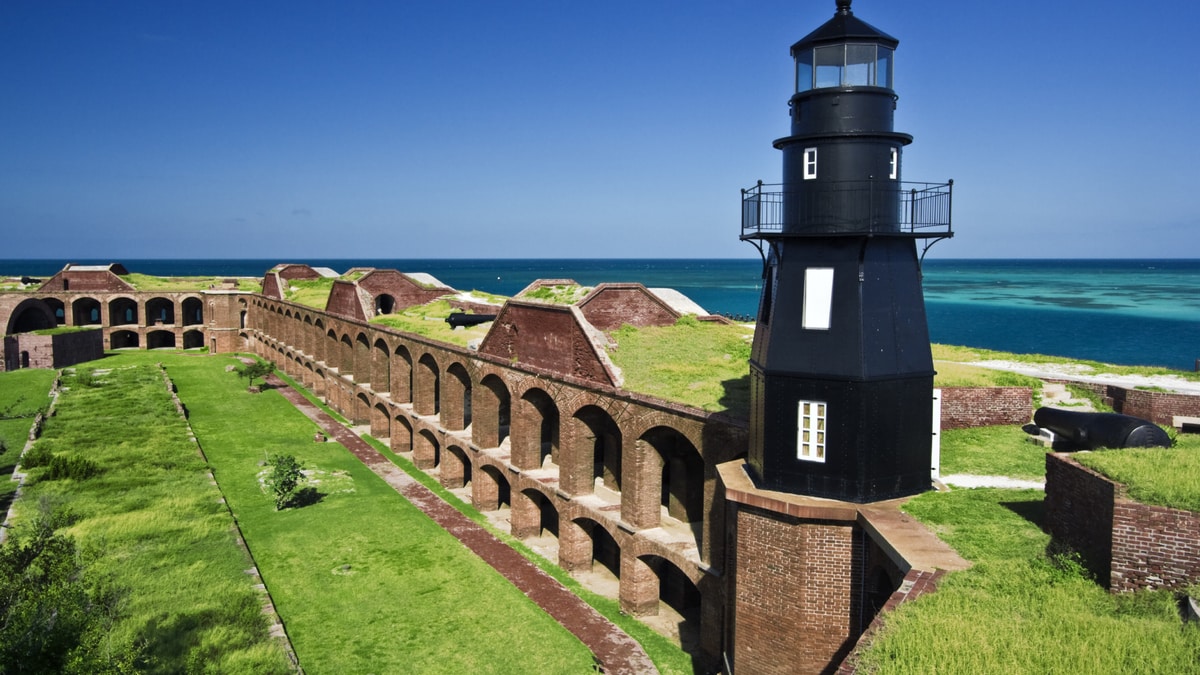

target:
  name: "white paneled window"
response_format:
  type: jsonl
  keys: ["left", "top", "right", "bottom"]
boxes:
{"left": 803, "top": 147, "right": 817, "bottom": 180}
{"left": 797, "top": 400, "right": 827, "bottom": 462}
{"left": 802, "top": 267, "right": 834, "bottom": 330}
{"left": 889, "top": 147, "right": 898, "bottom": 179}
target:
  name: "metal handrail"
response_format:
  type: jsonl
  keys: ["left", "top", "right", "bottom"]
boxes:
{"left": 740, "top": 179, "right": 953, "bottom": 239}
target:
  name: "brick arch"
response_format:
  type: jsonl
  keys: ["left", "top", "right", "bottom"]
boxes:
{"left": 338, "top": 333, "right": 354, "bottom": 375}
{"left": 473, "top": 373, "right": 511, "bottom": 449}
{"left": 353, "top": 332, "right": 371, "bottom": 385}
{"left": 567, "top": 404, "right": 623, "bottom": 496}
{"left": 510, "top": 485, "right": 560, "bottom": 540}
{"left": 442, "top": 361, "right": 471, "bottom": 431}
{"left": 641, "top": 425, "right": 705, "bottom": 526}
{"left": 392, "top": 344, "right": 413, "bottom": 403}
{"left": 371, "top": 337, "right": 390, "bottom": 393}
{"left": 473, "top": 464, "right": 511, "bottom": 512}
{"left": 391, "top": 414, "right": 413, "bottom": 454}
{"left": 107, "top": 296, "right": 139, "bottom": 326}
{"left": 353, "top": 392, "right": 371, "bottom": 425}
{"left": 441, "top": 444, "right": 471, "bottom": 489}
{"left": 414, "top": 428, "right": 439, "bottom": 470}
{"left": 371, "top": 402, "right": 391, "bottom": 439}
{"left": 559, "top": 515, "right": 621, "bottom": 579}
{"left": 414, "top": 352, "right": 440, "bottom": 416}
{"left": 72, "top": 296, "right": 102, "bottom": 325}
{"left": 512, "top": 386, "right": 560, "bottom": 470}
{"left": 5, "top": 297, "right": 57, "bottom": 334}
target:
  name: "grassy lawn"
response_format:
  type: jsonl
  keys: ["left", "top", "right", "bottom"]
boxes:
{"left": 1076, "top": 433, "right": 1200, "bottom": 512}
{"left": 939, "top": 425, "right": 1048, "bottom": 479}
{"left": 608, "top": 316, "right": 752, "bottom": 415}
{"left": 123, "top": 272, "right": 261, "bottom": 292}
{"left": 281, "top": 278, "right": 336, "bottom": 308}
{"left": 8, "top": 358, "right": 291, "bottom": 672}
{"left": 857, "top": 488, "right": 1200, "bottom": 672}
{"left": 370, "top": 298, "right": 490, "bottom": 347}
{"left": 0, "top": 368, "right": 56, "bottom": 503}
{"left": 157, "top": 351, "right": 596, "bottom": 674}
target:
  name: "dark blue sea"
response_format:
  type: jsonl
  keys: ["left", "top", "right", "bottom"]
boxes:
{"left": 3, "top": 258, "right": 1197, "bottom": 371}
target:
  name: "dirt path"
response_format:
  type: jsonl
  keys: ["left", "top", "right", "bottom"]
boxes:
{"left": 265, "top": 375, "right": 658, "bottom": 675}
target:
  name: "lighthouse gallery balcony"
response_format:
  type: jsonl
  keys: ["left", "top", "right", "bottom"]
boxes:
{"left": 740, "top": 179, "right": 953, "bottom": 239}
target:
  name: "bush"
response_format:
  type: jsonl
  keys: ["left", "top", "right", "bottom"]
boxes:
{"left": 43, "top": 454, "right": 101, "bottom": 482}
{"left": 20, "top": 444, "right": 53, "bottom": 469}
{"left": 265, "top": 454, "right": 303, "bottom": 510}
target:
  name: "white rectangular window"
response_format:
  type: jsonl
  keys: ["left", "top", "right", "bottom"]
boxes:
{"left": 889, "top": 147, "right": 898, "bottom": 180}
{"left": 803, "top": 147, "right": 817, "bottom": 180}
{"left": 802, "top": 267, "right": 834, "bottom": 330}
{"left": 797, "top": 400, "right": 827, "bottom": 462}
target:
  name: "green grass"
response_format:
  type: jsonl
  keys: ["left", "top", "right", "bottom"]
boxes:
{"left": 370, "top": 298, "right": 490, "bottom": 347}
{"left": 123, "top": 272, "right": 261, "bottom": 292}
{"left": 28, "top": 325, "right": 101, "bottom": 336}
{"left": 10, "top": 359, "right": 291, "bottom": 673}
{"left": 282, "top": 278, "right": 336, "bottom": 308}
{"left": 519, "top": 283, "right": 591, "bottom": 305}
{"left": 0, "top": 368, "right": 56, "bottom": 502}
{"left": 932, "top": 343, "right": 1200, "bottom": 382}
{"left": 156, "top": 351, "right": 596, "bottom": 673}
{"left": 939, "top": 425, "right": 1047, "bottom": 479}
{"left": 1076, "top": 433, "right": 1200, "bottom": 512}
{"left": 933, "top": 360, "right": 1042, "bottom": 389}
{"left": 608, "top": 316, "right": 752, "bottom": 414}
{"left": 857, "top": 488, "right": 1200, "bottom": 673}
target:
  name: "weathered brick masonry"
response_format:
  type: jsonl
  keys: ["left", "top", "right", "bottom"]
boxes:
{"left": 1045, "top": 453, "right": 1200, "bottom": 592}
{"left": 1050, "top": 379, "right": 1200, "bottom": 426}
{"left": 939, "top": 386, "right": 1032, "bottom": 429}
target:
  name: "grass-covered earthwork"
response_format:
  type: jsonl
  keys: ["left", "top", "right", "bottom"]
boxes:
{"left": 0, "top": 368, "right": 55, "bottom": 502}
{"left": 370, "top": 298, "right": 492, "bottom": 347}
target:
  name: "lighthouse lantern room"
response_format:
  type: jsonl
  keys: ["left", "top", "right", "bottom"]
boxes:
{"left": 741, "top": 0, "right": 953, "bottom": 502}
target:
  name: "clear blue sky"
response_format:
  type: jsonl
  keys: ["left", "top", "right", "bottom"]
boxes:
{"left": 2, "top": 0, "right": 1196, "bottom": 259}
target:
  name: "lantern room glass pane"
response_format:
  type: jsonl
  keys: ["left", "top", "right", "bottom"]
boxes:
{"left": 844, "top": 44, "right": 875, "bottom": 86}
{"left": 796, "top": 50, "right": 814, "bottom": 92}
{"left": 814, "top": 45, "right": 843, "bottom": 88}
{"left": 878, "top": 47, "right": 893, "bottom": 88}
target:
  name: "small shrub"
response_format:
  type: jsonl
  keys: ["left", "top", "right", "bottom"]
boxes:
{"left": 265, "top": 454, "right": 303, "bottom": 510}
{"left": 20, "top": 444, "right": 53, "bottom": 469}
{"left": 72, "top": 369, "right": 97, "bottom": 388}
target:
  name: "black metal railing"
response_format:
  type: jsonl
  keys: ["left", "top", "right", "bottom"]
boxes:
{"left": 740, "top": 179, "right": 953, "bottom": 239}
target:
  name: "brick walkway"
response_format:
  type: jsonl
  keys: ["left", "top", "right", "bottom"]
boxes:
{"left": 266, "top": 375, "right": 658, "bottom": 674}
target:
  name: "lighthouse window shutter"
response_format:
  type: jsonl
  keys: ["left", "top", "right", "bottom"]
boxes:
{"left": 803, "top": 148, "right": 817, "bottom": 180}
{"left": 802, "top": 267, "right": 834, "bottom": 330}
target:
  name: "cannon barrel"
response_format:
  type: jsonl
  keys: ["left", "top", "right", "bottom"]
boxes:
{"left": 444, "top": 312, "right": 497, "bottom": 329}
{"left": 1032, "top": 407, "right": 1171, "bottom": 450}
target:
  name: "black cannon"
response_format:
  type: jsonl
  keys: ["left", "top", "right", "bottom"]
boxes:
{"left": 1031, "top": 407, "right": 1171, "bottom": 450}
{"left": 444, "top": 312, "right": 496, "bottom": 329}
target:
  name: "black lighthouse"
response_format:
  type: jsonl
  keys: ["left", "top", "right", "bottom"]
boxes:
{"left": 741, "top": 0, "right": 952, "bottom": 502}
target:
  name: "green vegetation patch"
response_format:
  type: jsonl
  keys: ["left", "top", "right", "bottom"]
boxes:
{"left": 1076, "top": 434, "right": 1200, "bottom": 512}
{"left": 158, "top": 352, "right": 595, "bottom": 673}
{"left": 608, "top": 316, "right": 752, "bottom": 415}
{"left": 932, "top": 343, "right": 1200, "bottom": 382}
{"left": 282, "top": 277, "right": 336, "bottom": 308}
{"left": 28, "top": 326, "right": 101, "bottom": 336}
{"left": 0, "top": 369, "right": 56, "bottom": 503}
{"left": 933, "top": 360, "right": 1042, "bottom": 389}
{"left": 371, "top": 298, "right": 490, "bottom": 347}
{"left": 857, "top": 488, "right": 1200, "bottom": 672}
{"left": 123, "top": 272, "right": 260, "bottom": 292}
{"left": 8, "top": 360, "right": 291, "bottom": 672}
{"left": 939, "top": 425, "right": 1048, "bottom": 480}
{"left": 520, "top": 283, "right": 591, "bottom": 305}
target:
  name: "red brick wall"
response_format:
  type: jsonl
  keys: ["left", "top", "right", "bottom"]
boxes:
{"left": 359, "top": 270, "right": 451, "bottom": 313}
{"left": 940, "top": 386, "right": 1031, "bottom": 429}
{"left": 477, "top": 302, "right": 619, "bottom": 387}
{"left": 261, "top": 273, "right": 283, "bottom": 300}
{"left": 12, "top": 330, "right": 104, "bottom": 369}
{"left": 324, "top": 280, "right": 367, "bottom": 321}
{"left": 578, "top": 284, "right": 679, "bottom": 331}
{"left": 1045, "top": 453, "right": 1200, "bottom": 592}
{"left": 1046, "top": 380, "right": 1200, "bottom": 427}
{"left": 729, "top": 505, "right": 860, "bottom": 674}
{"left": 39, "top": 270, "right": 133, "bottom": 292}
{"left": 275, "top": 264, "right": 321, "bottom": 280}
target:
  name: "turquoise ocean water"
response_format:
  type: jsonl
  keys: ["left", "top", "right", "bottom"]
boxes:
{"left": 3, "top": 258, "right": 1197, "bottom": 370}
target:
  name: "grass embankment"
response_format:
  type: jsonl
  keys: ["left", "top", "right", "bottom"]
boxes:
{"left": 123, "top": 273, "right": 261, "bottom": 292}
{"left": 8, "top": 360, "right": 291, "bottom": 672}
{"left": 858, "top": 488, "right": 1200, "bottom": 672}
{"left": 608, "top": 316, "right": 753, "bottom": 415}
{"left": 519, "top": 283, "right": 591, "bottom": 305}
{"left": 370, "top": 298, "right": 491, "bottom": 347}
{"left": 281, "top": 278, "right": 336, "bottom": 308}
{"left": 0, "top": 368, "right": 56, "bottom": 503}
{"left": 932, "top": 343, "right": 1200, "bottom": 383}
{"left": 1077, "top": 436, "right": 1200, "bottom": 512}
{"left": 157, "top": 351, "right": 595, "bottom": 673}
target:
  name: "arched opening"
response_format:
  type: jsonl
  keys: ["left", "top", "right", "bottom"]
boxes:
{"left": 441, "top": 445, "right": 472, "bottom": 490}
{"left": 182, "top": 329, "right": 204, "bottom": 349}
{"left": 392, "top": 345, "right": 413, "bottom": 403}
{"left": 145, "top": 297, "right": 175, "bottom": 325}
{"left": 19, "top": 351, "right": 30, "bottom": 369}
{"left": 574, "top": 405, "right": 622, "bottom": 495}
{"left": 353, "top": 392, "right": 371, "bottom": 425}
{"left": 108, "top": 297, "right": 138, "bottom": 326}
{"left": 313, "top": 367, "right": 327, "bottom": 397}
{"left": 371, "top": 402, "right": 391, "bottom": 439}
{"left": 339, "top": 334, "right": 354, "bottom": 375}
{"left": 391, "top": 415, "right": 413, "bottom": 454}
{"left": 517, "top": 388, "right": 560, "bottom": 469}
{"left": 374, "top": 294, "right": 396, "bottom": 315}
{"left": 415, "top": 353, "right": 440, "bottom": 416}
{"left": 72, "top": 297, "right": 102, "bottom": 325}
{"left": 473, "top": 464, "right": 511, "bottom": 512}
{"left": 182, "top": 297, "right": 203, "bottom": 326}
{"left": 414, "top": 428, "right": 440, "bottom": 470}
{"left": 110, "top": 330, "right": 139, "bottom": 349}
{"left": 474, "top": 374, "right": 511, "bottom": 449}
{"left": 642, "top": 426, "right": 705, "bottom": 526}
{"left": 146, "top": 330, "right": 176, "bottom": 349}
{"left": 354, "top": 333, "right": 371, "bottom": 384}
{"left": 444, "top": 362, "right": 471, "bottom": 431}
{"left": 239, "top": 299, "right": 248, "bottom": 330}
{"left": 512, "top": 488, "right": 559, "bottom": 542}
{"left": 639, "top": 555, "right": 703, "bottom": 650}
{"left": 42, "top": 298, "right": 65, "bottom": 325}
{"left": 303, "top": 315, "right": 315, "bottom": 357}
{"left": 372, "top": 338, "right": 390, "bottom": 393}
{"left": 7, "top": 299, "right": 56, "bottom": 334}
